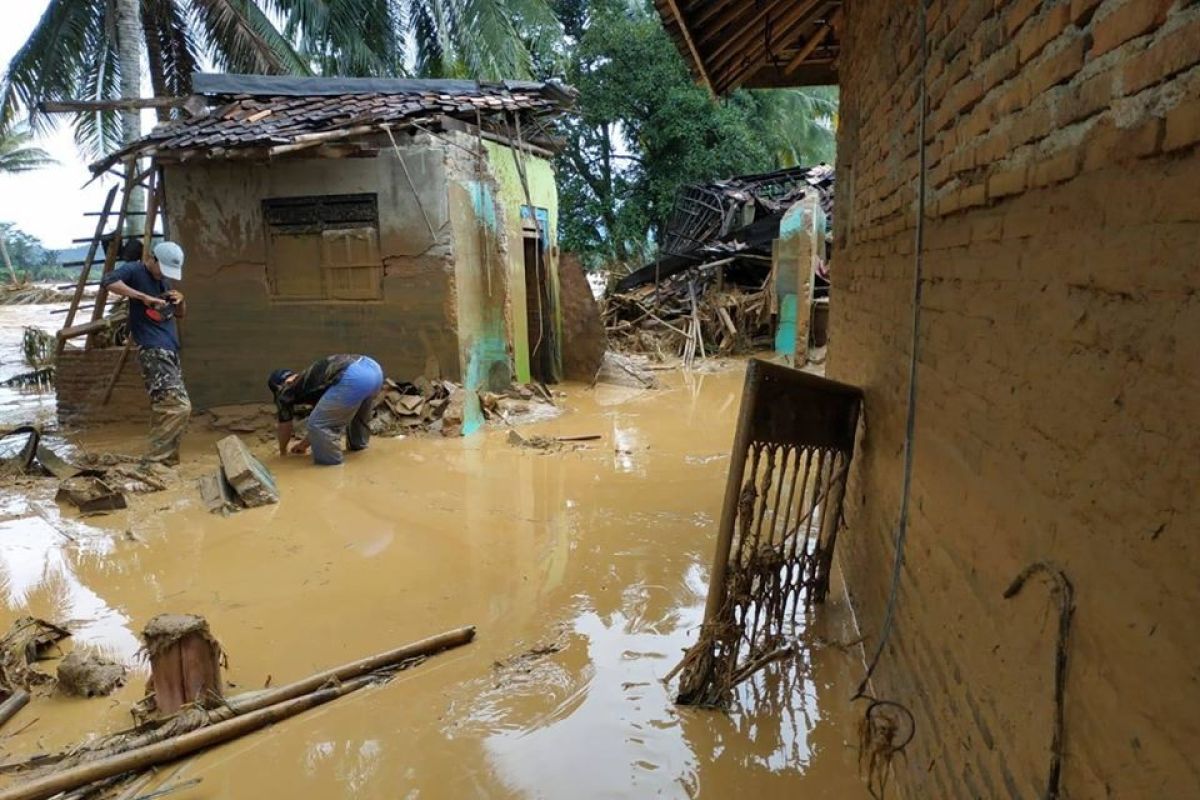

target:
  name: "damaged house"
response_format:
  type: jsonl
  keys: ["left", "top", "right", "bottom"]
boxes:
{"left": 605, "top": 165, "right": 832, "bottom": 364}
{"left": 56, "top": 74, "right": 576, "bottom": 435}
{"left": 655, "top": 0, "right": 1200, "bottom": 797}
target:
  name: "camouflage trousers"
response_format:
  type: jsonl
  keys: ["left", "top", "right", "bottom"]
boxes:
{"left": 138, "top": 348, "right": 192, "bottom": 465}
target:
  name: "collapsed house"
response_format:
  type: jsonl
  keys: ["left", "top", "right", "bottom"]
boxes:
{"left": 56, "top": 74, "right": 576, "bottom": 435}
{"left": 604, "top": 165, "right": 832, "bottom": 364}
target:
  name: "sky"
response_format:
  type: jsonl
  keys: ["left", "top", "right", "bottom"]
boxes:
{"left": 0, "top": 1, "right": 120, "bottom": 250}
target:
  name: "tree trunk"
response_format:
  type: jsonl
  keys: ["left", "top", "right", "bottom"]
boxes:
{"left": 114, "top": 0, "right": 145, "bottom": 232}
{"left": 0, "top": 236, "right": 19, "bottom": 286}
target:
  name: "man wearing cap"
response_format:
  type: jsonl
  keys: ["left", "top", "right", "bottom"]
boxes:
{"left": 267, "top": 354, "right": 384, "bottom": 466}
{"left": 100, "top": 241, "right": 191, "bottom": 466}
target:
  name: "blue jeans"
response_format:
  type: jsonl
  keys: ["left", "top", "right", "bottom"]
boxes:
{"left": 307, "top": 357, "right": 384, "bottom": 466}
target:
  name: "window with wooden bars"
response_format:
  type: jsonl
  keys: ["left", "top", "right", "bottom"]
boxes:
{"left": 263, "top": 194, "right": 383, "bottom": 302}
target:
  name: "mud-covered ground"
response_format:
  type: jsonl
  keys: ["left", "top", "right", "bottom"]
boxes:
{"left": 0, "top": 305, "right": 869, "bottom": 798}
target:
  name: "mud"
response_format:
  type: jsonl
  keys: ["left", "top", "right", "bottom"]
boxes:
{"left": 56, "top": 650, "right": 126, "bottom": 697}
{"left": 0, "top": 347, "right": 868, "bottom": 797}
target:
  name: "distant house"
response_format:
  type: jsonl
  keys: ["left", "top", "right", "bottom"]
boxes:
{"left": 59, "top": 73, "right": 576, "bottom": 434}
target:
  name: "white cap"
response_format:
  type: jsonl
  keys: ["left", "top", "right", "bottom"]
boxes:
{"left": 154, "top": 241, "right": 185, "bottom": 280}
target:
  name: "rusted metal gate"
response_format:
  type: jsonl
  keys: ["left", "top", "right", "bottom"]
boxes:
{"left": 673, "top": 358, "right": 862, "bottom": 706}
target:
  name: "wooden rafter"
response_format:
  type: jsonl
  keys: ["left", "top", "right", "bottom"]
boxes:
{"left": 785, "top": 6, "right": 843, "bottom": 75}
{"left": 705, "top": 0, "right": 798, "bottom": 76}
{"left": 664, "top": 0, "right": 715, "bottom": 95}
{"left": 715, "top": 0, "right": 830, "bottom": 92}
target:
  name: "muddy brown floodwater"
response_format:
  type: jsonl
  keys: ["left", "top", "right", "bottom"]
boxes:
{"left": 0, "top": 306, "right": 869, "bottom": 797}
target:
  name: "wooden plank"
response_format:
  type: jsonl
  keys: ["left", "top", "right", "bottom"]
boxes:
{"left": 785, "top": 6, "right": 842, "bottom": 74}
{"left": 56, "top": 319, "right": 110, "bottom": 340}
{"left": 708, "top": 0, "right": 821, "bottom": 84}
{"left": 216, "top": 435, "right": 279, "bottom": 508}
{"left": 85, "top": 168, "right": 137, "bottom": 335}
{"left": 40, "top": 96, "right": 195, "bottom": 113}
{"left": 716, "top": 0, "right": 831, "bottom": 91}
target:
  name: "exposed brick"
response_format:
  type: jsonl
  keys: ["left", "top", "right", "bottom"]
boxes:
{"left": 1029, "top": 147, "right": 1081, "bottom": 187}
{"left": 1006, "top": 0, "right": 1042, "bottom": 36}
{"left": 1082, "top": 115, "right": 1164, "bottom": 170}
{"left": 1028, "top": 36, "right": 1087, "bottom": 97}
{"left": 987, "top": 164, "right": 1029, "bottom": 199}
{"left": 1016, "top": 3, "right": 1072, "bottom": 64}
{"left": 1163, "top": 96, "right": 1200, "bottom": 151}
{"left": 982, "top": 44, "right": 1020, "bottom": 94}
{"left": 1070, "top": 0, "right": 1104, "bottom": 26}
{"left": 1091, "top": 0, "right": 1172, "bottom": 59}
{"left": 1059, "top": 67, "right": 1117, "bottom": 125}
{"left": 1122, "top": 14, "right": 1200, "bottom": 95}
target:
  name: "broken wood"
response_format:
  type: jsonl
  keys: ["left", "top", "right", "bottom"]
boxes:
{"left": 55, "top": 319, "right": 109, "bottom": 341}
{"left": 555, "top": 434, "right": 602, "bottom": 442}
{"left": 141, "top": 615, "right": 223, "bottom": 716}
{"left": 196, "top": 469, "right": 238, "bottom": 515}
{"left": 0, "top": 691, "right": 29, "bottom": 731}
{"left": 39, "top": 97, "right": 199, "bottom": 113}
{"left": 55, "top": 477, "right": 126, "bottom": 514}
{"left": 215, "top": 436, "right": 278, "bottom": 508}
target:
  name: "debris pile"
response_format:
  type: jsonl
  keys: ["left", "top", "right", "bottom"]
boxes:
{"left": 603, "top": 267, "right": 773, "bottom": 361}
{"left": 0, "top": 617, "right": 70, "bottom": 695}
{"left": 198, "top": 435, "right": 279, "bottom": 515}
{"left": 371, "top": 378, "right": 557, "bottom": 437}
{"left": 605, "top": 165, "right": 833, "bottom": 363}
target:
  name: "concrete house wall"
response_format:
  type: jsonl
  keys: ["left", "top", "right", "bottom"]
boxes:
{"left": 830, "top": 1, "right": 1200, "bottom": 797}
{"left": 155, "top": 129, "right": 559, "bottom": 413}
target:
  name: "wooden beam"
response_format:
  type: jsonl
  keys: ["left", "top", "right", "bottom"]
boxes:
{"left": 715, "top": 0, "right": 831, "bottom": 92}
{"left": 39, "top": 96, "right": 197, "bottom": 113}
{"left": 785, "top": 7, "right": 841, "bottom": 75}
{"left": 705, "top": 0, "right": 801, "bottom": 77}
{"left": 663, "top": 0, "right": 715, "bottom": 95}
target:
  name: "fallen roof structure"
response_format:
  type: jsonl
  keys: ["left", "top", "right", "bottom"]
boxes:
{"left": 617, "top": 164, "right": 833, "bottom": 292}
{"left": 91, "top": 73, "right": 576, "bottom": 173}
{"left": 654, "top": 0, "right": 842, "bottom": 95}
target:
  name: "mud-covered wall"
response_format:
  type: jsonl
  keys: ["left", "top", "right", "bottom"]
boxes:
{"left": 162, "top": 133, "right": 457, "bottom": 409}
{"left": 831, "top": 1, "right": 1200, "bottom": 797}
{"left": 558, "top": 252, "right": 606, "bottom": 381}
{"left": 481, "top": 139, "right": 561, "bottom": 385}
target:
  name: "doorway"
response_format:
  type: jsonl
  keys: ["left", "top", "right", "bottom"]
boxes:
{"left": 523, "top": 225, "right": 555, "bottom": 384}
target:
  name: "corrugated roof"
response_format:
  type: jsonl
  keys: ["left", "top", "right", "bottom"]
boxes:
{"left": 91, "top": 73, "right": 576, "bottom": 173}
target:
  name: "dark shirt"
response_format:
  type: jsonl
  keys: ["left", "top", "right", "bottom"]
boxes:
{"left": 275, "top": 354, "right": 360, "bottom": 422}
{"left": 100, "top": 261, "right": 179, "bottom": 352}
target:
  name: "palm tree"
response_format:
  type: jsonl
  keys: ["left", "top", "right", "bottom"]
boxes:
{"left": 2, "top": 0, "right": 558, "bottom": 159}
{"left": 0, "top": 124, "right": 54, "bottom": 285}
{"left": 2, "top": 1, "right": 310, "bottom": 159}
{"left": 751, "top": 87, "right": 839, "bottom": 167}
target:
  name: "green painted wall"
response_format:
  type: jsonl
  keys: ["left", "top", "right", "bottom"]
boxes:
{"left": 482, "top": 140, "right": 561, "bottom": 384}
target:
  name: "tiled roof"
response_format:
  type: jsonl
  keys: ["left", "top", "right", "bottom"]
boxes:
{"left": 92, "top": 74, "right": 575, "bottom": 173}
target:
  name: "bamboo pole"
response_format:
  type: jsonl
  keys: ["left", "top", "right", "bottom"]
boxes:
{"left": 0, "top": 678, "right": 373, "bottom": 800}
{"left": 0, "top": 691, "right": 29, "bottom": 731}
{"left": 27, "top": 626, "right": 477, "bottom": 771}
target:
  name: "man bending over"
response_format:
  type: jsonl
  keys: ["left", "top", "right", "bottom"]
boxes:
{"left": 267, "top": 354, "right": 384, "bottom": 465}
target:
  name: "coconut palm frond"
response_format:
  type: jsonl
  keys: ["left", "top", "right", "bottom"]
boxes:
{"left": 0, "top": 0, "right": 109, "bottom": 134}
{"left": 189, "top": 0, "right": 311, "bottom": 76}
{"left": 0, "top": 125, "right": 56, "bottom": 174}
{"left": 142, "top": 0, "right": 204, "bottom": 103}
{"left": 269, "top": 0, "right": 404, "bottom": 77}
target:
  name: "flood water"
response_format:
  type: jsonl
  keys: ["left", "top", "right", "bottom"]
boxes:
{"left": 0, "top": 304, "right": 868, "bottom": 798}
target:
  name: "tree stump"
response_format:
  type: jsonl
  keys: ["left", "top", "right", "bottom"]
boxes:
{"left": 141, "top": 614, "right": 223, "bottom": 715}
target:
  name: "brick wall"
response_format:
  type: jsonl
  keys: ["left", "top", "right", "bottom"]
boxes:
{"left": 57, "top": 347, "right": 150, "bottom": 426}
{"left": 831, "top": 0, "right": 1200, "bottom": 797}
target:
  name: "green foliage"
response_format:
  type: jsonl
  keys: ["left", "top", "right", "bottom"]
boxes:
{"left": 0, "top": 223, "right": 73, "bottom": 282}
{"left": 0, "top": 124, "right": 55, "bottom": 174}
{"left": 542, "top": 0, "right": 836, "bottom": 270}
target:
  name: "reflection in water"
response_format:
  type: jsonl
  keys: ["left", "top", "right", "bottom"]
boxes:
{"left": 0, "top": 516, "right": 141, "bottom": 662}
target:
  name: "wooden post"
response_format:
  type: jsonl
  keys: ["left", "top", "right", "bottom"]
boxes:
{"left": 141, "top": 614, "right": 223, "bottom": 715}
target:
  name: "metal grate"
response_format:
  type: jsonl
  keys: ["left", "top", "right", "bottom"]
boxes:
{"left": 673, "top": 358, "right": 862, "bottom": 707}
{"left": 263, "top": 194, "right": 378, "bottom": 233}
